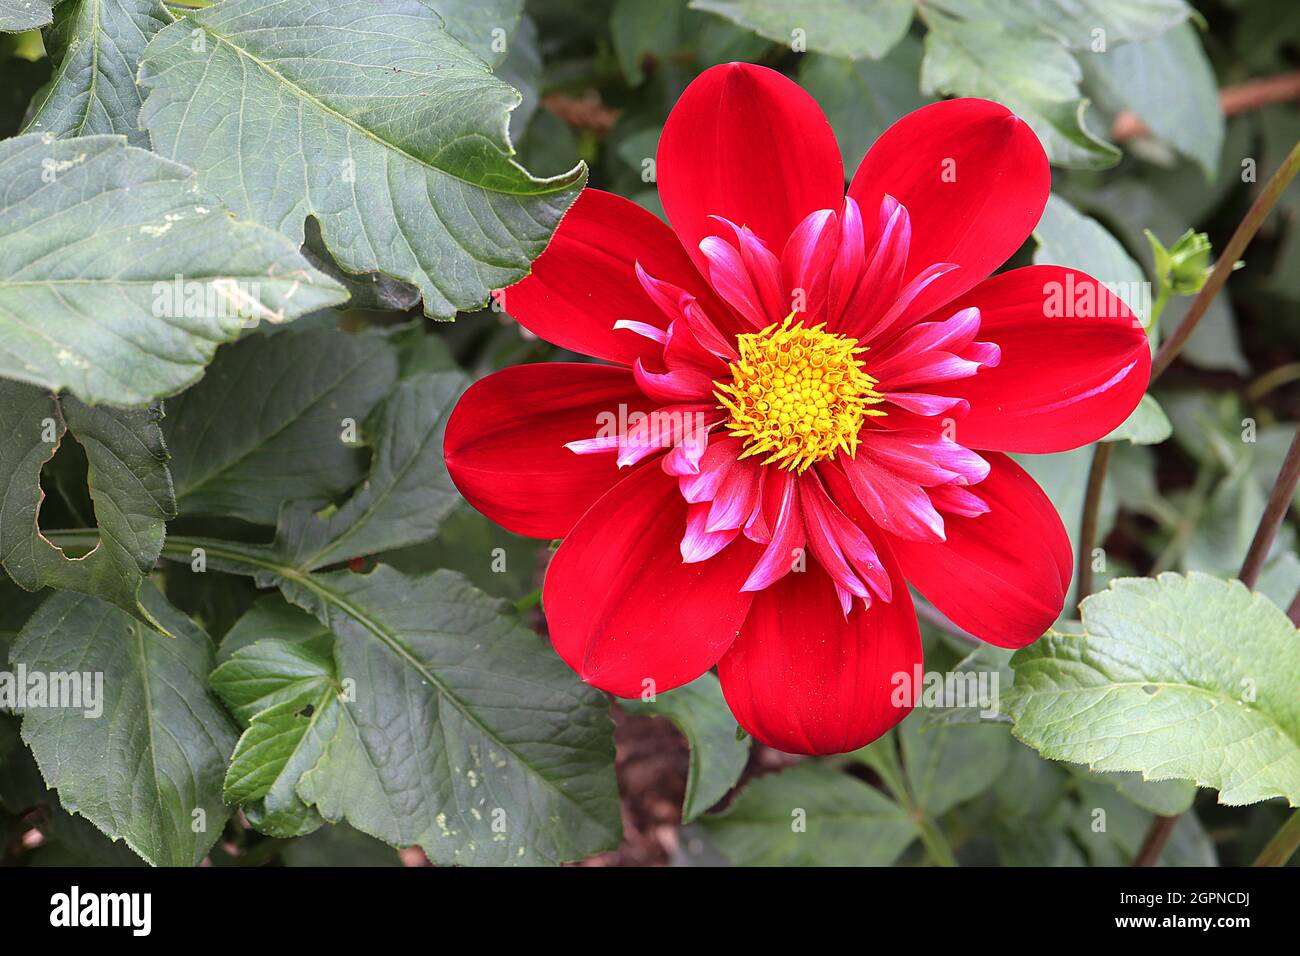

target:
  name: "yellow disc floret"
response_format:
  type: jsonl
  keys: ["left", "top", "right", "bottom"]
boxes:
{"left": 715, "top": 315, "right": 885, "bottom": 473}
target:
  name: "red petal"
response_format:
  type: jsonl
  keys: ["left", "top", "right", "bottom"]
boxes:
{"left": 928, "top": 266, "right": 1152, "bottom": 453}
{"left": 544, "top": 463, "right": 760, "bottom": 697}
{"left": 848, "top": 98, "right": 1049, "bottom": 320}
{"left": 444, "top": 363, "right": 654, "bottom": 538}
{"left": 718, "top": 558, "right": 921, "bottom": 755}
{"left": 505, "top": 189, "right": 725, "bottom": 365}
{"left": 887, "top": 454, "right": 1071, "bottom": 648}
{"left": 658, "top": 63, "right": 844, "bottom": 278}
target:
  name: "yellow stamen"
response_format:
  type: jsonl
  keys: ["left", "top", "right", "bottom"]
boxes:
{"left": 715, "top": 314, "right": 884, "bottom": 473}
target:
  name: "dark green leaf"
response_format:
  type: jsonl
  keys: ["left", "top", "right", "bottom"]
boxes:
{"left": 0, "top": 380, "right": 175, "bottom": 631}
{"left": 700, "top": 762, "right": 917, "bottom": 865}
{"left": 23, "top": 0, "right": 170, "bottom": 147}
{"left": 137, "top": 0, "right": 584, "bottom": 320}
{"left": 165, "top": 329, "right": 398, "bottom": 526}
{"left": 11, "top": 586, "right": 238, "bottom": 866}
{"left": 0, "top": 134, "right": 346, "bottom": 405}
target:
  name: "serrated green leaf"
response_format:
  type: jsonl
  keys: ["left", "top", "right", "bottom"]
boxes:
{"left": 797, "top": 39, "right": 930, "bottom": 174}
{"left": 164, "top": 329, "right": 398, "bottom": 526}
{"left": 22, "top": 0, "right": 170, "bottom": 147}
{"left": 212, "top": 639, "right": 341, "bottom": 837}
{"left": 1083, "top": 22, "right": 1223, "bottom": 179}
{"left": 273, "top": 371, "right": 467, "bottom": 570}
{"left": 217, "top": 592, "right": 332, "bottom": 663}
{"left": 212, "top": 639, "right": 337, "bottom": 725}
{"left": 0, "top": 380, "right": 175, "bottom": 632}
{"left": 1070, "top": 766, "right": 1196, "bottom": 816}
{"left": 0, "top": 134, "right": 346, "bottom": 406}
{"left": 11, "top": 586, "right": 238, "bottom": 866}
{"left": 699, "top": 762, "right": 918, "bottom": 865}
{"left": 279, "top": 567, "right": 621, "bottom": 865}
{"left": 690, "top": 0, "right": 912, "bottom": 60}
{"left": 137, "top": 0, "right": 585, "bottom": 320}
{"left": 1006, "top": 572, "right": 1300, "bottom": 806}
{"left": 621, "top": 672, "right": 750, "bottom": 822}
{"left": 0, "top": 0, "right": 53, "bottom": 32}
{"left": 921, "top": 11, "right": 1119, "bottom": 169}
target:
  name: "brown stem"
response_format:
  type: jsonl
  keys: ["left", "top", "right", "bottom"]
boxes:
{"left": 1134, "top": 815, "right": 1179, "bottom": 867}
{"left": 1238, "top": 426, "right": 1300, "bottom": 590}
{"left": 1112, "top": 71, "right": 1300, "bottom": 142}
{"left": 1287, "top": 586, "right": 1300, "bottom": 627}
{"left": 1076, "top": 441, "right": 1114, "bottom": 607}
{"left": 1151, "top": 139, "right": 1300, "bottom": 382}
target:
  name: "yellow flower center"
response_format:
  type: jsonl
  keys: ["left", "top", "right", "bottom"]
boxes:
{"left": 715, "top": 315, "right": 884, "bottom": 473}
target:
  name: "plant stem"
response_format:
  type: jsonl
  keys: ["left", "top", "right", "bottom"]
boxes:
{"left": 915, "top": 814, "right": 958, "bottom": 868}
{"left": 1253, "top": 810, "right": 1300, "bottom": 866}
{"left": 1238, "top": 425, "right": 1300, "bottom": 589}
{"left": 1134, "top": 815, "right": 1179, "bottom": 867}
{"left": 1287, "top": 586, "right": 1300, "bottom": 627}
{"left": 1076, "top": 441, "right": 1114, "bottom": 606}
{"left": 1152, "top": 138, "right": 1300, "bottom": 382}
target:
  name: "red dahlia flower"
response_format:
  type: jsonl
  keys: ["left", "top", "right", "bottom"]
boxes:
{"left": 445, "top": 63, "right": 1150, "bottom": 755}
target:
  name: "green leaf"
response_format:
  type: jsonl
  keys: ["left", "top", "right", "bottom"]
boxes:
{"left": 1105, "top": 394, "right": 1172, "bottom": 445}
{"left": 1082, "top": 22, "right": 1223, "bottom": 179}
{"left": 1005, "top": 572, "right": 1300, "bottom": 806}
{"left": 1070, "top": 766, "right": 1196, "bottom": 816}
{"left": 0, "top": 380, "right": 176, "bottom": 632}
{"left": 212, "top": 639, "right": 341, "bottom": 837}
{"left": 930, "top": 0, "right": 1191, "bottom": 48}
{"left": 797, "top": 38, "right": 930, "bottom": 174}
{"left": 691, "top": 0, "right": 912, "bottom": 60}
{"left": 621, "top": 672, "right": 750, "bottom": 822}
{"left": 900, "top": 720, "right": 1011, "bottom": 816}
{"left": 217, "top": 592, "right": 332, "bottom": 663}
{"left": 22, "top": 0, "right": 170, "bottom": 147}
{"left": 384, "top": 500, "right": 540, "bottom": 600}
{"left": 699, "top": 762, "right": 918, "bottom": 865}
{"left": 273, "top": 372, "right": 467, "bottom": 571}
{"left": 10, "top": 586, "right": 238, "bottom": 866}
{"left": 921, "top": 11, "right": 1119, "bottom": 169}
{"left": 137, "top": 0, "right": 585, "bottom": 320}
{"left": 0, "top": 134, "right": 346, "bottom": 406}
{"left": 0, "top": 0, "right": 53, "bottom": 32}
{"left": 282, "top": 567, "right": 621, "bottom": 865}
{"left": 281, "top": 821, "right": 401, "bottom": 866}
{"left": 428, "top": 0, "right": 522, "bottom": 66}
{"left": 164, "top": 329, "right": 398, "bottom": 526}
